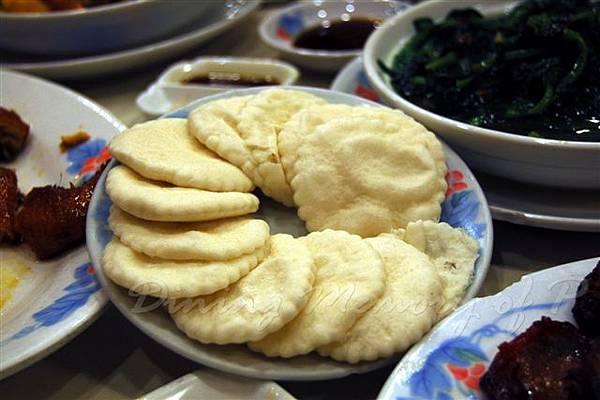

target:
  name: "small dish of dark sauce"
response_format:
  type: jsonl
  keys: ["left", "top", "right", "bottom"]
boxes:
{"left": 294, "top": 17, "right": 381, "bottom": 51}
{"left": 182, "top": 72, "right": 279, "bottom": 87}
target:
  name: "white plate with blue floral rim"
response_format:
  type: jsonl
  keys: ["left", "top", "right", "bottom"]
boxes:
{"left": 86, "top": 86, "right": 493, "bottom": 381}
{"left": 378, "top": 256, "right": 600, "bottom": 400}
{"left": 331, "top": 56, "right": 600, "bottom": 233}
{"left": 0, "top": 70, "right": 123, "bottom": 379}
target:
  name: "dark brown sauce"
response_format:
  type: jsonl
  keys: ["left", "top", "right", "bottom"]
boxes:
{"left": 294, "top": 18, "right": 381, "bottom": 51}
{"left": 182, "top": 72, "right": 279, "bottom": 87}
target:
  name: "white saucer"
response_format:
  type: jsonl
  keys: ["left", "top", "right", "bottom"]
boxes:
{"left": 0, "top": 1, "right": 260, "bottom": 81}
{"left": 331, "top": 57, "right": 600, "bottom": 233}
{"left": 137, "top": 56, "right": 300, "bottom": 117}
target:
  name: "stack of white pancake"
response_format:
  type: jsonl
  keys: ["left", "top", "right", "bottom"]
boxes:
{"left": 102, "top": 89, "right": 479, "bottom": 364}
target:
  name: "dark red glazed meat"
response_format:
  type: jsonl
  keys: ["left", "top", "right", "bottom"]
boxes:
{"left": 0, "top": 167, "right": 20, "bottom": 243}
{"left": 480, "top": 317, "right": 591, "bottom": 400}
{"left": 570, "top": 337, "right": 600, "bottom": 399}
{"left": 573, "top": 261, "right": 600, "bottom": 338}
{"left": 583, "top": 338, "right": 600, "bottom": 399}
{"left": 0, "top": 107, "right": 29, "bottom": 162}
{"left": 15, "top": 165, "right": 105, "bottom": 260}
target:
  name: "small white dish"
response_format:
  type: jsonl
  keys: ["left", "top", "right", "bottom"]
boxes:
{"left": 0, "top": 1, "right": 260, "bottom": 80}
{"left": 137, "top": 57, "right": 300, "bottom": 117}
{"left": 141, "top": 369, "right": 296, "bottom": 400}
{"left": 258, "top": 0, "right": 409, "bottom": 72}
{"left": 364, "top": 0, "right": 600, "bottom": 190}
{"left": 88, "top": 86, "right": 493, "bottom": 381}
{"left": 378, "top": 256, "right": 600, "bottom": 400}
{"left": 0, "top": 70, "right": 123, "bottom": 379}
{"left": 331, "top": 56, "right": 600, "bottom": 233}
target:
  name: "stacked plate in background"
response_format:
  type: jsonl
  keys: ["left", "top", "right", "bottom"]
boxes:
{"left": 0, "top": 0, "right": 261, "bottom": 80}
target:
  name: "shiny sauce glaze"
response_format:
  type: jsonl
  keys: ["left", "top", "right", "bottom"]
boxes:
{"left": 293, "top": 18, "right": 381, "bottom": 51}
{"left": 182, "top": 72, "right": 279, "bottom": 87}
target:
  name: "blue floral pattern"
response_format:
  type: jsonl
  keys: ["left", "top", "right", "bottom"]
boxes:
{"left": 164, "top": 112, "right": 188, "bottom": 119}
{"left": 277, "top": 11, "right": 304, "bottom": 40}
{"left": 1, "top": 263, "right": 101, "bottom": 346}
{"left": 442, "top": 190, "right": 485, "bottom": 240}
{"left": 94, "top": 190, "right": 113, "bottom": 247}
{"left": 66, "top": 138, "right": 110, "bottom": 180}
{"left": 357, "top": 70, "right": 371, "bottom": 87}
{"left": 398, "top": 300, "right": 571, "bottom": 400}
{"left": 441, "top": 169, "right": 486, "bottom": 241}
{"left": 354, "top": 70, "right": 380, "bottom": 102}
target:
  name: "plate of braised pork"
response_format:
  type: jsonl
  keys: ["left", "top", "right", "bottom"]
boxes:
{"left": 0, "top": 69, "right": 123, "bottom": 379}
{"left": 379, "top": 256, "right": 600, "bottom": 400}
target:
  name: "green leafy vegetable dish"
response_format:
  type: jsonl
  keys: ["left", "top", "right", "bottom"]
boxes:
{"left": 380, "top": 0, "right": 600, "bottom": 142}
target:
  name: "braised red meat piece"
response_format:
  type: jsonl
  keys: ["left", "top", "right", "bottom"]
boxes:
{"left": 15, "top": 165, "right": 105, "bottom": 260}
{"left": 480, "top": 317, "right": 591, "bottom": 400}
{"left": 583, "top": 338, "right": 600, "bottom": 399}
{"left": 0, "top": 167, "right": 20, "bottom": 243}
{"left": 0, "top": 107, "right": 30, "bottom": 162}
{"left": 570, "top": 337, "right": 600, "bottom": 399}
{"left": 573, "top": 261, "right": 600, "bottom": 338}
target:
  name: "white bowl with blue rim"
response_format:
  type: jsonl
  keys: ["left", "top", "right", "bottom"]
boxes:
{"left": 378, "top": 256, "right": 600, "bottom": 400}
{"left": 0, "top": 69, "right": 122, "bottom": 379}
{"left": 363, "top": 0, "right": 600, "bottom": 189}
{"left": 258, "top": 0, "right": 410, "bottom": 72}
{"left": 86, "top": 86, "right": 493, "bottom": 381}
